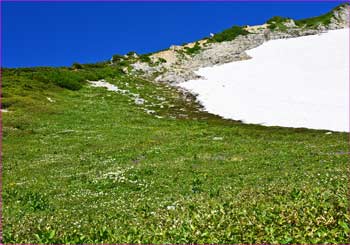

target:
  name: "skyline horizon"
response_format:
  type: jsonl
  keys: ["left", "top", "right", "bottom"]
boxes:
{"left": 2, "top": 1, "right": 345, "bottom": 68}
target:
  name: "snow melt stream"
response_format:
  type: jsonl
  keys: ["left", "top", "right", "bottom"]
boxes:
{"left": 180, "top": 29, "right": 349, "bottom": 132}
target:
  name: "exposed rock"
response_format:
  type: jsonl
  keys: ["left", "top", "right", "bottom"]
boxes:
{"left": 131, "top": 61, "right": 163, "bottom": 74}
{"left": 169, "top": 45, "right": 182, "bottom": 51}
{"left": 130, "top": 3, "right": 349, "bottom": 84}
{"left": 330, "top": 4, "right": 350, "bottom": 28}
{"left": 284, "top": 19, "right": 296, "bottom": 28}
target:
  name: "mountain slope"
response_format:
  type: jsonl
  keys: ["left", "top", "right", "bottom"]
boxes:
{"left": 124, "top": 3, "right": 350, "bottom": 84}
{"left": 2, "top": 3, "right": 349, "bottom": 244}
{"left": 3, "top": 67, "right": 349, "bottom": 243}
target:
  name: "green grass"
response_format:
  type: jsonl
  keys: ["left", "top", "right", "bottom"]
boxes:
{"left": 2, "top": 66, "right": 349, "bottom": 243}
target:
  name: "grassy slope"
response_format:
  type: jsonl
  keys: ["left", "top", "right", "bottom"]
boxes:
{"left": 2, "top": 67, "right": 349, "bottom": 243}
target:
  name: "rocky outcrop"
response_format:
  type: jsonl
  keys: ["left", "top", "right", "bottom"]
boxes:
{"left": 329, "top": 4, "right": 350, "bottom": 29}
{"left": 130, "top": 3, "right": 349, "bottom": 84}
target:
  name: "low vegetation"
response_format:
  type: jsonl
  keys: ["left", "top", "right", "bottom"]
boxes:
{"left": 139, "top": 54, "right": 152, "bottom": 63}
{"left": 111, "top": 51, "right": 165, "bottom": 70}
{"left": 72, "top": 62, "right": 83, "bottom": 70}
{"left": 2, "top": 62, "right": 349, "bottom": 243}
{"left": 111, "top": 54, "right": 124, "bottom": 63}
{"left": 208, "top": 25, "right": 250, "bottom": 43}
{"left": 157, "top": 57, "right": 167, "bottom": 64}
{"left": 184, "top": 42, "right": 201, "bottom": 56}
{"left": 293, "top": 3, "right": 348, "bottom": 29}
{"left": 267, "top": 16, "right": 291, "bottom": 31}
{"left": 295, "top": 11, "right": 334, "bottom": 29}
{"left": 265, "top": 3, "right": 348, "bottom": 31}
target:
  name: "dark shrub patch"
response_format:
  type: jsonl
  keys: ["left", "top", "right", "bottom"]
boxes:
{"left": 209, "top": 26, "right": 250, "bottom": 43}
{"left": 184, "top": 42, "right": 201, "bottom": 55}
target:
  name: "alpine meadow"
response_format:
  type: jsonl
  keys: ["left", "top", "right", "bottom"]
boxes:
{"left": 2, "top": 2, "right": 350, "bottom": 244}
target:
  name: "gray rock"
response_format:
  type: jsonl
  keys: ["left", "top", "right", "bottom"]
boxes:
{"left": 130, "top": 4, "right": 349, "bottom": 84}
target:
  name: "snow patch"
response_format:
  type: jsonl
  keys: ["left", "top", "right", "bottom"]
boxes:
{"left": 180, "top": 29, "right": 349, "bottom": 132}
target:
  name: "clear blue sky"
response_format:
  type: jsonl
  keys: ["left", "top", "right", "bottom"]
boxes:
{"left": 1, "top": 1, "right": 344, "bottom": 68}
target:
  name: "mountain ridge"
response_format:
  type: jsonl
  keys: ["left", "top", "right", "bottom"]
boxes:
{"left": 111, "top": 3, "right": 349, "bottom": 84}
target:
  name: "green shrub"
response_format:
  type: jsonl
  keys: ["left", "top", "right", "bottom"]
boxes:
{"left": 72, "top": 62, "right": 83, "bottom": 70}
{"left": 117, "top": 60, "right": 130, "bottom": 67}
{"left": 158, "top": 58, "right": 167, "bottom": 63}
{"left": 54, "top": 77, "right": 82, "bottom": 90}
{"left": 140, "top": 55, "right": 152, "bottom": 63}
{"left": 267, "top": 16, "right": 290, "bottom": 24}
{"left": 268, "top": 23, "right": 277, "bottom": 30}
{"left": 184, "top": 42, "right": 201, "bottom": 55}
{"left": 32, "top": 70, "right": 84, "bottom": 91}
{"left": 112, "top": 54, "right": 124, "bottom": 63}
{"left": 78, "top": 71, "right": 99, "bottom": 81}
{"left": 266, "top": 16, "right": 291, "bottom": 31}
{"left": 152, "top": 57, "right": 167, "bottom": 66}
{"left": 127, "top": 51, "right": 137, "bottom": 57}
{"left": 81, "top": 62, "right": 108, "bottom": 69}
{"left": 209, "top": 26, "right": 250, "bottom": 43}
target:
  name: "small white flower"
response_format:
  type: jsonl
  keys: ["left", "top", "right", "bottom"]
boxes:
{"left": 47, "top": 97, "right": 55, "bottom": 102}
{"left": 166, "top": 205, "right": 176, "bottom": 210}
{"left": 213, "top": 137, "right": 223, "bottom": 141}
{"left": 135, "top": 98, "right": 145, "bottom": 105}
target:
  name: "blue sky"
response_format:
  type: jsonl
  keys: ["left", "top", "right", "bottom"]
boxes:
{"left": 2, "top": 1, "right": 344, "bottom": 68}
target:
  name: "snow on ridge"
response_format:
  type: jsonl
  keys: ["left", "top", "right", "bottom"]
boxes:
{"left": 180, "top": 29, "right": 349, "bottom": 132}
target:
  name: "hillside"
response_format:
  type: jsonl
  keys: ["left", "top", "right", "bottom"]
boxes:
{"left": 125, "top": 3, "right": 350, "bottom": 84}
{"left": 2, "top": 3, "right": 349, "bottom": 244}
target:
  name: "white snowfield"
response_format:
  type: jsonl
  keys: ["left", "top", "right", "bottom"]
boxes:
{"left": 180, "top": 29, "right": 349, "bottom": 132}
